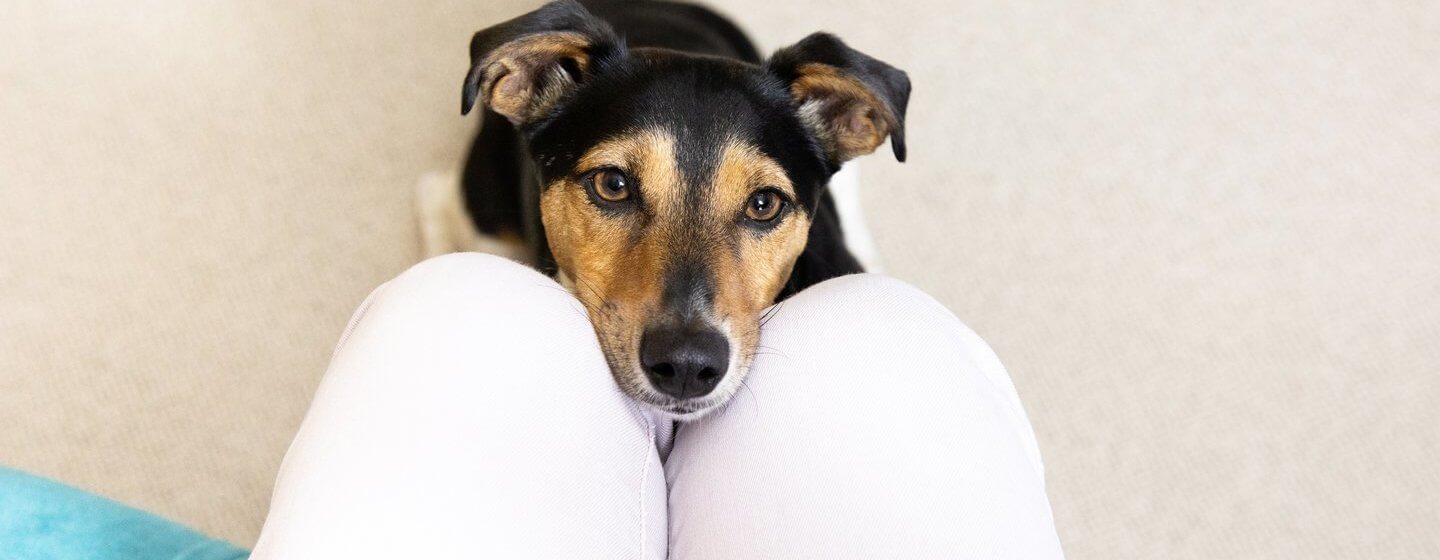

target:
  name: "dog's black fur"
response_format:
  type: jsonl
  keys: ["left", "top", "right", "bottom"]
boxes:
{"left": 459, "top": 0, "right": 908, "bottom": 299}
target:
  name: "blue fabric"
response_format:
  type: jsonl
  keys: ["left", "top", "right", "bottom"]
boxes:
{"left": 0, "top": 467, "right": 249, "bottom": 560}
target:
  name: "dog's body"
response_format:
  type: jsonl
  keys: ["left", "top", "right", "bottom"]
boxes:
{"left": 427, "top": 0, "right": 910, "bottom": 418}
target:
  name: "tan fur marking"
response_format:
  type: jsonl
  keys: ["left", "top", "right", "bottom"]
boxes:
{"left": 707, "top": 139, "right": 811, "bottom": 370}
{"left": 542, "top": 130, "right": 684, "bottom": 399}
{"left": 567, "top": 129, "right": 683, "bottom": 306}
{"left": 790, "top": 62, "right": 897, "bottom": 161}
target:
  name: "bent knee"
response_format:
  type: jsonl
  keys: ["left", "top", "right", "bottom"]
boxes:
{"left": 783, "top": 273, "right": 959, "bottom": 333}
{"left": 332, "top": 253, "right": 617, "bottom": 401}
{"left": 754, "top": 273, "right": 1037, "bottom": 451}
{"left": 762, "top": 273, "right": 1010, "bottom": 394}
{"left": 373, "top": 253, "right": 569, "bottom": 318}
{"left": 386, "top": 252, "right": 552, "bottom": 301}
{"left": 355, "top": 253, "right": 592, "bottom": 354}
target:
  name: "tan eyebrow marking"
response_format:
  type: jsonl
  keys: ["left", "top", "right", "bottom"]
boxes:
{"left": 576, "top": 129, "right": 684, "bottom": 217}
{"left": 710, "top": 139, "right": 795, "bottom": 210}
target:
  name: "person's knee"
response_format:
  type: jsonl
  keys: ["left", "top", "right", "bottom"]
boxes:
{"left": 783, "top": 273, "right": 960, "bottom": 336}
{"left": 370, "top": 253, "right": 572, "bottom": 324}
{"left": 669, "top": 275, "right": 1054, "bottom": 557}
{"left": 753, "top": 273, "right": 1009, "bottom": 397}
{"left": 338, "top": 253, "right": 617, "bottom": 403}
{"left": 384, "top": 252, "right": 551, "bottom": 305}
{"left": 353, "top": 253, "right": 593, "bottom": 361}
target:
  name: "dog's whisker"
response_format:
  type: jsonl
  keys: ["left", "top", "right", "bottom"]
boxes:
{"left": 760, "top": 301, "right": 788, "bottom": 329}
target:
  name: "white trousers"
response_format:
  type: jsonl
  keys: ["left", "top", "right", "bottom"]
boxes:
{"left": 250, "top": 253, "right": 1064, "bottom": 559}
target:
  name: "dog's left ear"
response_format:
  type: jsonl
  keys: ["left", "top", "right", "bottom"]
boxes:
{"left": 767, "top": 33, "right": 911, "bottom": 164}
{"left": 461, "top": 0, "right": 622, "bottom": 124}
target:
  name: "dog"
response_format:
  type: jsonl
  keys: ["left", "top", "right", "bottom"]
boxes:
{"left": 422, "top": 0, "right": 910, "bottom": 419}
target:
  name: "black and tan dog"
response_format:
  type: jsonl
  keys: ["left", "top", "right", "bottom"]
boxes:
{"left": 433, "top": 0, "right": 909, "bottom": 418}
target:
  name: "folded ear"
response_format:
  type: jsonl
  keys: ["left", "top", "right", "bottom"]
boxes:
{"left": 767, "top": 33, "right": 911, "bottom": 164}
{"left": 461, "top": 0, "right": 622, "bottom": 124}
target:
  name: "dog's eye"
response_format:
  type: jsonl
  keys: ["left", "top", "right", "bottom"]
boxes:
{"left": 588, "top": 169, "right": 632, "bottom": 203}
{"left": 744, "top": 189, "right": 785, "bottom": 222}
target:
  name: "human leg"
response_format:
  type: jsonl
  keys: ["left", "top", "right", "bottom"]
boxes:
{"left": 251, "top": 253, "right": 667, "bottom": 559}
{"left": 665, "top": 274, "right": 1063, "bottom": 559}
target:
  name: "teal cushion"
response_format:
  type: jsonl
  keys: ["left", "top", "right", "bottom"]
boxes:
{"left": 0, "top": 467, "right": 249, "bottom": 560}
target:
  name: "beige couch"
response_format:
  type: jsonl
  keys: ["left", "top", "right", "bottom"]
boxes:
{"left": 3, "top": 1, "right": 1437, "bottom": 557}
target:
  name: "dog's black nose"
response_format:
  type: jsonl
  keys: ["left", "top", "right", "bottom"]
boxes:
{"left": 640, "top": 325, "right": 729, "bottom": 400}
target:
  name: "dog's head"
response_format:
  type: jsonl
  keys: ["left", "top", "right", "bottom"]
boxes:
{"left": 462, "top": 0, "right": 909, "bottom": 419}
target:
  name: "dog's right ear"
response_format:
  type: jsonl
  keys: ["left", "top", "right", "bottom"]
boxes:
{"left": 461, "top": 0, "right": 622, "bottom": 124}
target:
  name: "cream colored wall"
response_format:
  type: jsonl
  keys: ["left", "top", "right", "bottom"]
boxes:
{"left": 3, "top": 1, "right": 1437, "bottom": 557}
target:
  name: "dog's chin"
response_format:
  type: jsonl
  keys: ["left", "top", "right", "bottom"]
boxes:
{"left": 648, "top": 398, "right": 723, "bottom": 421}
{"left": 621, "top": 386, "right": 725, "bottom": 421}
{"left": 612, "top": 368, "right": 746, "bottom": 422}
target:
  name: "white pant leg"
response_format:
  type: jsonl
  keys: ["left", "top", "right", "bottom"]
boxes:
{"left": 251, "top": 253, "right": 668, "bottom": 559}
{"left": 665, "top": 274, "right": 1065, "bottom": 559}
